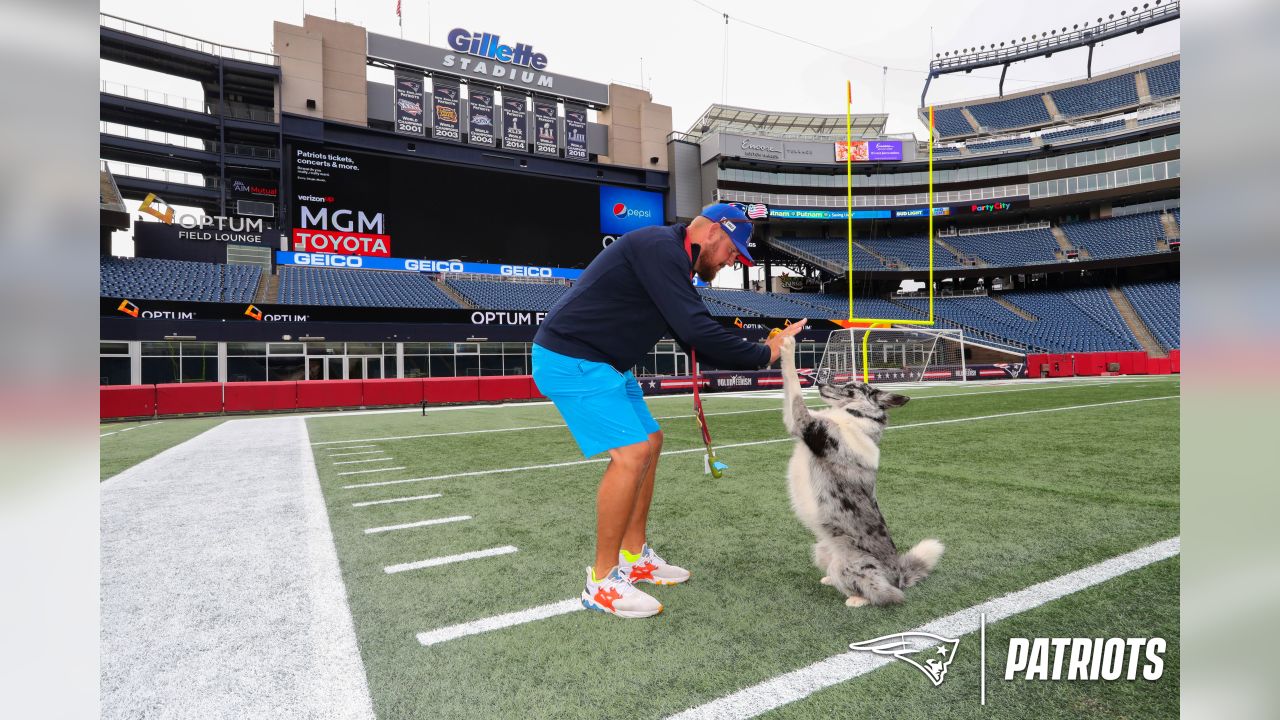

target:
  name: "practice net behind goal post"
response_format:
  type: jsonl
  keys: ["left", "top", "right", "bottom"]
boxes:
{"left": 814, "top": 327, "right": 967, "bottom": 384}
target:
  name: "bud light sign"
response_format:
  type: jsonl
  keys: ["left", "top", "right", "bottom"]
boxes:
{"left": 599, "top": 185, "right": 664, "bottom": 235}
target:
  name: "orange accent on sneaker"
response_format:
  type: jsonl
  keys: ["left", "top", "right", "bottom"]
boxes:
{"left": 593, "top": 587, "right": 622, "bottom": 611}
{"left": 628, "top": 561, "right": 657, "bottom": 582}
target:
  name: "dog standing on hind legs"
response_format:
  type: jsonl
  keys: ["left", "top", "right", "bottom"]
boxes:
{"left": 779, "top": 337, "right": 944, "bottom": 607}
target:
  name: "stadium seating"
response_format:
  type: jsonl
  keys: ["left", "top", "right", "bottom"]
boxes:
{"left": 771, "top": 239, "right": 885, "bottom": 271}
{"left": 444, "top": 277, "right": 571, "bottom": 311}
{"left": 897, "top": 289, "right": 1141, "bottom": 352}
{"left": 697, "top": 288, "right": 841, "bottom": 319}
{"left": 861, "top": 236, "right": 964, "bottom": 270}
{"left": 100, "top": 256, "right": 260, "bottom": 303}
{"left": 932, "top": 145, "right": 962, "bottom": 157}
{"left": 1138, "top": 111, "right": 1180, "bottom": 127}
{"left": 967, "top": 136, "right": 1033, "bottom": 153}
{"left": 932, "top": 107, "right": 976, "bottom": 139}
{"left": 967, "top": 94, "right": 1051, "bottom": 131}
{"left": 1061, "top": 211, "right": 1166, "bottom": 259}
{"left": 277, "top": 266, "right": 460, "bottom": 308}
{"left": 1049, "top": 73, "right": 1139, "bottom": 118}
{"left": 944, "top": 228, "right": 1060, "bottom": 267}
{"left": 1121, "top": 281, "right": 1180, "bottom": 350}
{"left": 1144, "top": 60, "right": 1180, "bottom": 98}
{"left": 798, "top": 294, "right": 916, "bottom": 321}
{"left": 1040, "top": 119, "right": 1127, "bottom": 143}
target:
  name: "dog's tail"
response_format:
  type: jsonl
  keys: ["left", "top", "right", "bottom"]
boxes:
{"left": 897, "top": 538, "right": 945, "bottom": 588}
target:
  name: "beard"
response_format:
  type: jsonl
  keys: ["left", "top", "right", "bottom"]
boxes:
{"left": 693, "top": 256, "right": 718, "bottom": 282}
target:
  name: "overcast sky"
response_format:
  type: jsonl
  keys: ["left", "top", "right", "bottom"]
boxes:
{"left": 101, "top": 0, "right": 1180, "bottom": 136}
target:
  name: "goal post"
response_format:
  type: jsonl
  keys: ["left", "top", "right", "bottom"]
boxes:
{"left": 814, "top": 327, "right": 967, "bottom": 384}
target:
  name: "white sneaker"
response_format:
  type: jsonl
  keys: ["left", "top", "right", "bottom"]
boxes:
{"left": 618, "top": 544, "right": 692, "bottom": 586}
{"left": 580, "top": 566, "right": 664, "bottom": 618}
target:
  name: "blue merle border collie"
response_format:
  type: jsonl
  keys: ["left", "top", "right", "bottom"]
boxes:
{"left": 779, "top": 337, "right": 944, "bottom": 607}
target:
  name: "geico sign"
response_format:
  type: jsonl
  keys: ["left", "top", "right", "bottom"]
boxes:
{"left": 405, "top": 259, "right": 465, "bottom": 273}
{"left": 291, "top": 252, "right": 364, "bottom": 267}
{"left": 500, "top": 265, "right": 553, "bottom": 277}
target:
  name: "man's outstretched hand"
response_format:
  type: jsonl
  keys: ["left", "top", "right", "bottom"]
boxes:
{"left": 766, "top": 320, "right": 808, "bottom": 364}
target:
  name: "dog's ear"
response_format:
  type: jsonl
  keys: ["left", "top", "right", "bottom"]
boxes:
{"left": 876, "top": 391, "right": 910, "bottom": 408}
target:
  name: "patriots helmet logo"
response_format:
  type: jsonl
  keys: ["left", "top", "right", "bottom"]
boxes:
{"left": 848, "top": 632, "right": 960, "bottom": 686}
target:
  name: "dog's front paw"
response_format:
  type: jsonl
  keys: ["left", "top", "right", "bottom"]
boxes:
{"left": 845, "top": 595, "right": 869, "bottom": 608}
{"left": 820, "top": 575, "right": 833, "bottom": 585}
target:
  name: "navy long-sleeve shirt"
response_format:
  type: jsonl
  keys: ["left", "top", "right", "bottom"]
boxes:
{"left": 533, "top": 223, "right": 772, "bottom": 372}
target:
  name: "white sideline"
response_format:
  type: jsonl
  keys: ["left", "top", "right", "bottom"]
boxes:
{"left": 313, "top": 378, "right": 1172, "bottom": 446}
{"left": 666, "top": 537, "right": 1181, "bottom": 720}
{"left": 352, "top": 493, "right": 442, "bottom": 508}
{"left": 384, "top": 545, "right": 518, "bottom": 575}
{"left": 341, "top": 396, "right": 1178, "bottom": 490}
{"left": 333, "top": 457, "right": 394, "bottom": 465}
{"left": 100, "top": 418, "right": 375, "bottom": 719}
{"left": 364, "top": 515, "right": 471, "bottom": 534}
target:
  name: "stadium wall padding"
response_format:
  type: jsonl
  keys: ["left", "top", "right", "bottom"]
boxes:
{"left": 423, "top": 377, "right": 480, "bottom": 404}
{"left": 224, "top": 382, "right": 298, "bottom": 413}
{"left": 296, "top": 380, "right": 364, "bottom": 409}
{"left": 363, "top": 379, "right": 425, "bottom": 406}
{"left": 101, "top": 385, "right": 156, "bottom": 419}
{"left": 478, "top": 375, "right": 532, "bottom": 402}
{"left": 156, "top": 382, "right": 223, "bottom": 416}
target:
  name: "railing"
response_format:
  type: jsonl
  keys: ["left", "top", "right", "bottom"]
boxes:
{"left": 100, "top": 13, "right": 278, "bottom": 66}
{"left": 102, "top": 160, "right": 217, "bottom": 189}
{"left": 954, "top": 220, "right": 1051, "bottom": 236}
{"left": 720, "top": 183, "right": 1029, "bottom": 208}
{"left": 99, "top": 122, "right": 281, "bottom": 160}
{"left": 101, "top": 81, "right": 208, "bottom": 113}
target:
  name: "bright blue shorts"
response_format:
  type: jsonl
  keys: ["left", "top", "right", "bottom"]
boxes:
{"left": 531, "top": 343, "right": 661, "bottom": 457}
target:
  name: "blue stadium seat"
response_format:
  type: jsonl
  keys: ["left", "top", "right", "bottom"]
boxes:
{"left": 1144, "top": 61, "right": 1180, "bottom": 98}
{"left": 445, "top": 277, "right": 571, "bottom": 311}
{"left": 944, "top": 228, "right": 1060, "bottom": 267}
{"left": 967, "top": 137, "right": 1033, "bottom": 153}
{"left": 276, "top": 266, "right": 461, "bottom": 308}
{"left": 1121, "top": 281, "right": 1179, "bottom": 351}
{"left": 967, "top": 95, "right": 1051, "bottom": 131}
{"left": 100, "top": 256, "right": 260, "bottom": 303}
{"left": 898, "top": 290, "right": 1141, "bottom": 352}
{"left": 1137, "top": 111, "right": 1179, "bottom": 127}
{"left": 1061, "top": 212, "right": 1166, "bottom": 259}
{"left": 932, "top": 108, "right": 976, "bottom": 139}
{"left": 1049, "top": 73, "right": 1139, "bottom": 117}
{"left": 1041, "top": 119, "right": 1126, "bottom": 143}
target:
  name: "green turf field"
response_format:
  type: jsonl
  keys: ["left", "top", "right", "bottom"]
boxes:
{"left": 296, "top": 376, "right": 1179, "bottom": 719}
{"left": 100, "top": 416, "right": 229, "bottom": 481}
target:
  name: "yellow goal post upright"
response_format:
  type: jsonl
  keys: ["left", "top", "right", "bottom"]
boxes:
{"left": 820, "top": 86, "right": 965, "bottom": 383}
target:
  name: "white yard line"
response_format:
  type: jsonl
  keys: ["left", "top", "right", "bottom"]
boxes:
{"left": 666, "top": 538, "right": 1180, "bottom": 720}
{"left": 332, "top": 457, "right": 394, "bottom": 465}
{"left": 100, "top": 418, "right": 374, "bottom": 720}
{"left": 100, "top": 420, "right": 165, "bottom": 438}
{"left": 411, "top": 538, "right": 1179, "bottom": 653}
{"left": 325, "top": 444, "right": 377, "bottom": 451}
{"left": 352, "top": 493, "right": 443, "bottom": 508}
{"left": 341, "top": 396, "right": 1179, "bottom": 490}
{"left": 337, "top": 466, "right": 407, "bottom": 476}
{"left": 328, "top": 450, "right": 386, "bottom": 457}
{"left": 417, "top": 598, "right": 585, "bottom": 647}
{"left": 384, "top": 545, "right": 518, "bottom": 575}
{"left": 364, "top": 515, "right": 472, "bottom": 535}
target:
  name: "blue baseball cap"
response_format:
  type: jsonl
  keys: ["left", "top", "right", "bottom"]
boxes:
{"left": 700, "top": 203, "right": 755, "bottom": 267}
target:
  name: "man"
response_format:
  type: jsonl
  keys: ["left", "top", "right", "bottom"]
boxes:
{"left": 532, "top": 203, "right": 806, "bottom": 619}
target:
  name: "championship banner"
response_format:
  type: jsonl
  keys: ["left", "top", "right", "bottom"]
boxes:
{"left": 393, "top": 74, "right": 426, "bottom": 136}
{"left": 501, "top": 94, "right": 528, "bottom": 151}
{"left": 564, "top": 104, "right": 588, "bottom": 161}
{"left": 532, "top": 98, "right": 559, "bottom": 157}
{"left": 431, "top": 78, "right": 461, "bottom": 142}
{"left": 467, "top": 86, "right": 496, "bottom": 146}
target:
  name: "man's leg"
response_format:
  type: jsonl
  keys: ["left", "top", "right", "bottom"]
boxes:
{"left": 593, "top": 438, "right": 653, "bottom": 580}
{"left": 620, "top": 430, "right": 663, "bottom": 554}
